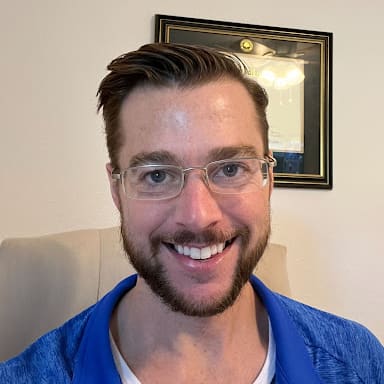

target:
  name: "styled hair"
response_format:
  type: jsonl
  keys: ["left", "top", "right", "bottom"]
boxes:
{"left": 97, "top": 43, "right": 269, "bottom": 167}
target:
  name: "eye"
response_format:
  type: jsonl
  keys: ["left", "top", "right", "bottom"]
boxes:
{"left": 139, "top": 166, "right": 180, "bottom": 187}
{"left": 209, "top": 159, "right": 252, "bottom": 186}
{"left": 147, "top": 169, "right": 167, "bottom": 183}
{"left": 126, "top": 165, "right": 181, "bottom": 196}
{"left": 222, "top": 163, "right": 239, "bottom": 177}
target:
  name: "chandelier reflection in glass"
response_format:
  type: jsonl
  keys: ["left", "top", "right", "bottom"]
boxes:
{"left": 256, "top": 59, "right": 305, "bottom": 90}
{"left": 237, "top": 53, "right": 305, "bottom": 90}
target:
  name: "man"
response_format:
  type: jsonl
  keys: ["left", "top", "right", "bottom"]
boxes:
{"left": 0, "top": 43, "right": 383, "bottom": 383}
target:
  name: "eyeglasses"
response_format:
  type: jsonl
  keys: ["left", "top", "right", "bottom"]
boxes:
{"left": 111, "top": 157, "right": 276, "bottom": 200}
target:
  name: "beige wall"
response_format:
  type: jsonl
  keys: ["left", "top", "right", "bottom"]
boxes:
{"left": 1, "top": 1, "right": 383, "bottom": 342}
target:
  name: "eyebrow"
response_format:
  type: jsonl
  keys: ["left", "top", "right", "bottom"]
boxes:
{"left": 206, "top": 146, "right": 260, "bottom": 162}
{"left": 128, "top": 146, "right": 261, "bottom": 167}
{"left": 129, "top": 151, "right": 180, "bottom": 167}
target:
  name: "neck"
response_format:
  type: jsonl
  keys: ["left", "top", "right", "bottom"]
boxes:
{"left": 110, "top": 277, "right": 269, "bottom": 380}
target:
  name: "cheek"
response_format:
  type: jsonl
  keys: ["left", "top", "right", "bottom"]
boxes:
{"left": 122, "top": 201, "right": 169, "bottom": 237}
{"left": 223, "top": 194, "right": 270, "bottom": 235}
{"left": 226, "top": 192, "right": 270, "bottom": 219}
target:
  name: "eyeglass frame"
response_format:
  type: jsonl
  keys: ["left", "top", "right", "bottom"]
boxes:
{"left": 111, "top": 156, "right": 277, "bottom": 200}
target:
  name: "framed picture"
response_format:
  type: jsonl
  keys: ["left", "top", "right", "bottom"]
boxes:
{"left": 155, "top": 15, "right": 333, "bottom": 189}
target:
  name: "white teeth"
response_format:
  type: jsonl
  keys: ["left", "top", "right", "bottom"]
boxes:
{"left": 200, "top": 247, "right": 211, "bottom": 260}
{"left": 190, "top": 247, "right": 201, "bottom": 260}
{"left": 174, "top": 242, "right": 226, "bottom": 260}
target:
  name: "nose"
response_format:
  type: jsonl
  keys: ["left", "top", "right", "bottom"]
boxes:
{"left": 173, "top": 172, "right": 223, "bottom": 231}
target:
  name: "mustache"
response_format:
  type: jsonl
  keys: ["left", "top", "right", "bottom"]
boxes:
{"left": 151, "top": 227, "right": 250, "bottom": 246}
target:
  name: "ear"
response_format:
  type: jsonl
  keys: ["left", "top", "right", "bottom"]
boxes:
{"left": 106, "top": 163, "right": 122, "bottom": 212}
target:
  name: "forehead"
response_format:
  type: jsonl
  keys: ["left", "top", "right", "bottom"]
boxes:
{"left": 118, "top": 79, "right": 265, "bottom": 166}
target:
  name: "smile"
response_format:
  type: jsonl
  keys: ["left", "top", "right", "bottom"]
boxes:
{"left": 166, "top": 238, "right": 235, "bottom": 261}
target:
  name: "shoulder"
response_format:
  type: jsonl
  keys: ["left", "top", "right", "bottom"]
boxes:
{"left": 276, "top": 294, "right": 384, "bottom": 383}
{"left": 0, "top": 306, "right": 94, "bottom": 383}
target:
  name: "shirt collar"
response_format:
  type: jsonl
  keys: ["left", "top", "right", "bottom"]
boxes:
{"left": 72, "top": 274, "right": 323, "bottom": 384}
{"left": 250, "top": 276, "right": 323, "bottom": 383}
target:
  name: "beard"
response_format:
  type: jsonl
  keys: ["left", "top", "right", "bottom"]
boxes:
{"left": 120, "top": 216, "right": 270, "bottom": 318}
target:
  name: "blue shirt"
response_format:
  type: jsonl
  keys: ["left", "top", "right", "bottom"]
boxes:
{"left": 0, "top": 275, "right": 383, "bottom": 383}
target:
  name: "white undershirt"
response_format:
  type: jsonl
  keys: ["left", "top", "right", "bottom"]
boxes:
{"left": 110, "top": 319, "right": 276, "bottom": 384}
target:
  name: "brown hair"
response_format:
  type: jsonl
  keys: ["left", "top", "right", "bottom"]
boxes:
{"left": 97, "top": 43, "right": 269, "bottom": 167}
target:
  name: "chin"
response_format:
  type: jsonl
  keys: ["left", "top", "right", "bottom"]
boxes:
{"left": 120, "top": 217, "right": 270, "bottom": 318}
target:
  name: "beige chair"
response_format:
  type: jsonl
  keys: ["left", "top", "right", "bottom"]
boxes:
{"left": 0, "top": 226, "right": 289, "bottom": 361}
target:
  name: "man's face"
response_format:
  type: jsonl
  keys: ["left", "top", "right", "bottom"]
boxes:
{"left": 109, "top": 78, "right": 272, "bottom": 317}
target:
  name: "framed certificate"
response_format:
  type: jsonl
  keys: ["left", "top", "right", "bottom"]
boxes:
{"left": 155, "top": 15, "right": 333, "bottom": 189}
